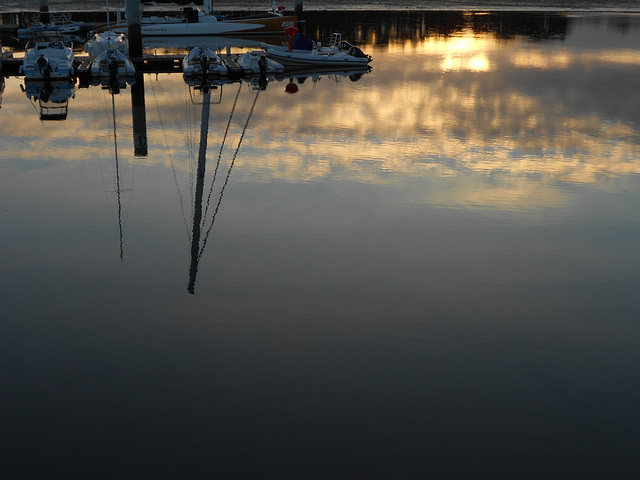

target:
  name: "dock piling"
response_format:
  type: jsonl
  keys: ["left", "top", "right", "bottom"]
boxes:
{"left": 38, "top": 0, "right": 50, "bottom": 24}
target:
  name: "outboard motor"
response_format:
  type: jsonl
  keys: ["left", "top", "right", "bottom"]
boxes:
{"left": 257, "top": 54, "right": 268, "bottom": 90}
{"left": 109, "top": 75, "right": 121, "bottom": 95}
{"left": 36, "top": 54, "right": 52, "bottom": 79}
{"left": 199, "top": 51, "right": 210, "bottom": 72}
{"left": 39, "top": 82, "right": 53, "bottom": 103}
{"left": 257, "top": 54, "right": 267, "bottom": 77}
{"left": 348, "top": 46, "right": 368, "bottom": 59}
{"left": 108, "top": 52, "right": 119, "bottom": 79}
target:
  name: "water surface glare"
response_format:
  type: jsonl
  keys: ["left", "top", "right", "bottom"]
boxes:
{"left": 1, "top": 11, "right": 640, "bottom": 479}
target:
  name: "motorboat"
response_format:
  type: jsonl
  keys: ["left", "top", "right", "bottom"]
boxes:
{"left": 182, "top": 46, "right": 228, "bottom": 76}
{"left": 21, "top": 29, "right": 76, "bottom": 81}
{"left": 90, "top": 49, "right": 136, "bottom": 78}
{"left": 21, "top": 78, "right": 76, "bottom": 120}
{"left": 102, "top": 0, "right": 296, "bottom": 37}
{"left": 18, "top": 12, "right": 85, "bottom": 38}
{"left": 262, "top": 32, "right": 372, "bottom": 68}
{"left": 236, "top": 50, "right": 284, "bottom": 75}
{"left": 85, "top": 30, "right": 129, "bottom": 56}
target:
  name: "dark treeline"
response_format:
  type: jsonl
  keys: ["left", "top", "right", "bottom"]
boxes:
{"left": 302, "top": 10, "right": 570, "bottom": 44}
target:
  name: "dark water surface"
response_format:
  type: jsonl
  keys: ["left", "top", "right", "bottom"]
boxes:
{"left": 2, "top": 10, "right": 640, "bottom": 480}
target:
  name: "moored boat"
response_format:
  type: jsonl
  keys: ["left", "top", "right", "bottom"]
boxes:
{"left": 90, "top": 49, "right": 136, "bottom": 78}
{"left": 236, "top": 50, "right": 284, "bottom": 74}
{"left": 21, "top": 29, "right": 75, "bottom": 81}
{"left": 85, "top": 30, "right": 129, "bottom": 56}
{"left": 182, "top": 46, "right": 228, "bottom": 76}
{"left": 17, "top": 12, "right": 85, "bottom": 38}
{"left": 261, "top": 32, "right": 372, "bottom": 68}
{"left": 100, "top": 0, "right": 296, "bottom": 37}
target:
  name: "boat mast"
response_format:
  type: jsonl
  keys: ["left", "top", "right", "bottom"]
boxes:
{"left": 188, "top": 82, "right": 211, "bottom": 294}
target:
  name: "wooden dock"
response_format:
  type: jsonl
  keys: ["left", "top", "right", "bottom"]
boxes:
{"left": 1, "top": 53, "right": 245, "bottom": 78}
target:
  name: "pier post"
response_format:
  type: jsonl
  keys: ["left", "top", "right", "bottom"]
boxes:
{"left": 294, "top": 0, "right": 303, "bottom": 19}
{"left": 130, "top": 72, "right": 148, "bottom": 157}
{"left": 38, "top": 0, "right": 50, "bottom": 25}
{"left": 125, "top": 0, "right": 143, "bottom": 59}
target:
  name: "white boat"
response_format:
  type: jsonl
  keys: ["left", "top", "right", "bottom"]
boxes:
{"left": 21, "top": 29, "right": 75, "bottom": 80}
{"left": 17, "top": 12, "right": 85, "bottom": 38}
{"left": 86, "top": 1, "right": 130, "bottom": 57}
{"left": 182, "top": 46, "right": 228, "bottom": 76}
{"left": 236, "top": 50, "right": 284, "bottom": 74}
{"left": 261, "top": 32, "right": 372, "bottom": 68}
{"left": 87, "top": 1, "right": 135, "bottom": 79}
{"left": 90, "top": 49, "right": 136, "bottom": 78}
{"left": 104, "top": 0, "right": 296, "bottom": 37}
{"left": 85, "top": 30, "right": 129, "bottom": 56}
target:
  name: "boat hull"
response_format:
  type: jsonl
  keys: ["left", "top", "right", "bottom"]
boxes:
{"left": 263, "top": 48, "right": 371, "bottom": 68}
{"left": 111, "top": 15, "right": 296, "bottom": 37}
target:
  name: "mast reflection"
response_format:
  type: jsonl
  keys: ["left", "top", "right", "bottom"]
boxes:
{"left": 187, "top": 75, "right": 261, "bottom": 295}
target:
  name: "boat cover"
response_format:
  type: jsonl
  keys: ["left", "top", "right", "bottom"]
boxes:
{"left": 292, "top": 33, "right": 313, "bottom": 51}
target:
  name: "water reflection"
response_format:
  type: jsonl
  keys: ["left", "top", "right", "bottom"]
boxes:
{"left": 20, "top": 78, "right": 77, "bottom": 120}
{"left": 0, "top": 12, "right": 638, "bottom": 226}
{"left": 2, "top": 12, "right": 640, "bottom": 479}
{"left": 187, "top": 77, "right": 260, "bottom": 294}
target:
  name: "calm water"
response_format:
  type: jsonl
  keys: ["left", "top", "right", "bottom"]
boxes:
{"left": 2, "top": 10, "right": 640, "bottom": 479}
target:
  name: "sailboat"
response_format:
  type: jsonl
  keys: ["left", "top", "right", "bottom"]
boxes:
{"left": 105, "top": 0, "right": 296, "bottom": 37}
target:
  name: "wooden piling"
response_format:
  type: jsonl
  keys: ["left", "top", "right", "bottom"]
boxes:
{"left": 125, "top": 0, "right": 143, "bottom": 60}
{"left": 38, "top": 0, "right": 50, "bottom": 24}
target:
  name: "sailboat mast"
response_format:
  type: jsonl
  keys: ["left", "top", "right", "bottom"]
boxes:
{"left": 188, "top": 86, "right": 212, "bottom": 294}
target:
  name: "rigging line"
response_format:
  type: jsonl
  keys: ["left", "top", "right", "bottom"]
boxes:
{"left": 197, "top": 88, "right": 261, "bottom": 261}
{"left": 150, "top": 77, "right": 192, "bottom": 243}
{"left": 185, "top": 83, "right": 197, "bottom": 221}
{"left": 112, "top": 93, "right": 124, "bottom": 261}
{"left": 92, "top": 86, "right": 112, "bottom": 214}
{"left": 201, "top": 82, "right": 242, "bottom": 228}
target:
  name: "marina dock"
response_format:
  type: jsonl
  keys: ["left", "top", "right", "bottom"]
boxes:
{"left": 2, "top": 53, "right": 246, "bottom": 79}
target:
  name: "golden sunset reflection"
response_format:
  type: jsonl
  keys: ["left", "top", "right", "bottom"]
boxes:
{"left": 2, "top": 27, "right": 639, "bottom": 211}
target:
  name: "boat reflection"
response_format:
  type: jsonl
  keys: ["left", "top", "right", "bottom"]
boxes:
{"left": 20, "top": 78, "right": 76, "bottom": 120}
{"left": 90, "top": 74, "right": 135, "bottom": 93}
{"left": 142, "top": 34, "right": 287, "bottom": 51}
{"left": 276, "top": 65, "right": 372, "bottom": 93}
